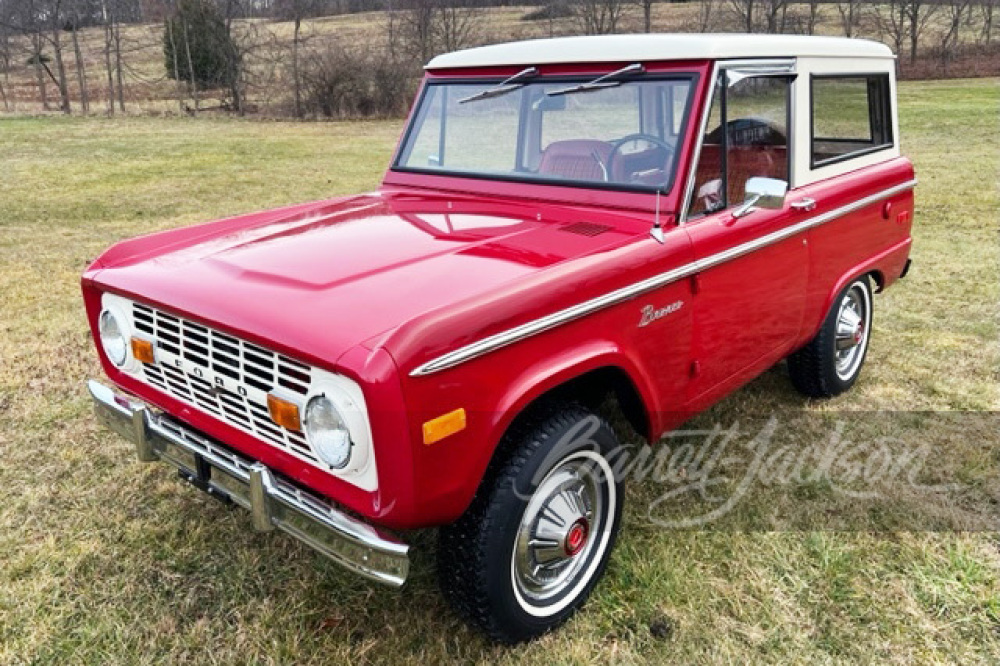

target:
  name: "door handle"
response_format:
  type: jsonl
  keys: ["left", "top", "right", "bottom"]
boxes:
{"left": 790, "top": 198, "right": 817, "bottom": 212}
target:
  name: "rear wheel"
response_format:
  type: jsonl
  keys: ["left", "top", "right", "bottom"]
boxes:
{"left": 788, "top": 277, "right": 873, "bottom": 398}
{"left": 437, "top": 405, "right": 623, "bottom": 643}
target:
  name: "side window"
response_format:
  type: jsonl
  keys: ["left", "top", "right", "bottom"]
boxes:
{"left": 686, "top": 73, "right": 791, "bottom": 218}
{"left": 811, "top": 74, "right": 892, "bottom": 167}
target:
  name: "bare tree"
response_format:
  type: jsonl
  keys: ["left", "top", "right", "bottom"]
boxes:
{"left": 34, "top": 47, "right": 51, "bottom": 111}
{"left": 0, "top": 0, "right": 13, "bottom": 111}
{"left": 396, "top": 0, "right": 479, "bottom": 63}
{"left": 803, "top": 0, "right": 820, "bottom": 35}
{"left": 0, "top": 25, "right": 8, "bottom": 112}
{"left": 70, "top": 0, "right": 90, "bottom": 113}
{"left": 400, "top": 0, "right": 435, "bottom": 63}
{"left": 46, "top": 0, "right": 73, "bottom": 113}
{"left": 0, "top": 1, "right": 14, "bottom": 111}
{"left": 436, "top": 1, "right": 478, "bottom": 52}
{"left": 164, "top": 3, "right": 185, "bottom": 112}
{"left": 727, "top": 0, "right": 755, "bottom": 32}
{"left": 576, "top": 0, "right": 625, "bottom": 34}
{"left": 290, "top": 6, "right": 304, "bottom": 117}
{"left": 760, "top": 0, "right": 789, "bottom": 33}
{"left": 873, "top": 0, "right": 908, "bottom": 59}
{"left": 976, "top": 0, "right": 996, "bottom": 44}
{"left": 101, "top": 0, "right": 116, "bottom": 114}
{"left": 385, "top": 0, "right": 398, "bottom": 59}
{"left": 164, "top": 0, "right": 190, "bottom": 113}
{"left": 275, "top": 0, "right": 325, "bottom": 118}
{"left": 182, "top": 13, "right": 199, "bottom": 112}
{"left": 229, "top": 21, "right": 275, "bottom": 116}
{"left": 939, "top": 0, "right": 972, "bottom": 74}
{"left": 18, "top": 0, "right": 53, "bottom": 111}
{"left": 874, "top": 0, "right": 940, "bottom": 66}
{"left": 902, "top": 0, "right": 939, "bottom": 64}
{"left": 729, "top": 0, "right": 764, "bottom": 32}
{"left": 697, "top": 0, "right": 716, "bottom": 32}
{"left": 113, "top": 4, "right": 125, "bottom": 112}
{"left": 835, "top": 0, "right": 861, "bottom": 38}
{"left": 218, "top": 0, "right": 245, "bottom": 114}
{"left": 635, "top": 0, "right": 654, "bottom": 33}
{"left": 726, "top": 0, "right": 786, "bottom": 32}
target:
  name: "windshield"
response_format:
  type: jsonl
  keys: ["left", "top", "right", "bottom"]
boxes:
{"left": 394, "top": 75, "right": 696, "bottom": 192}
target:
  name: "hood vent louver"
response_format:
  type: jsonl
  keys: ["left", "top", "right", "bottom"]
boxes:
{"left": 559, "top": 222, "right": 612, "bottom": 237}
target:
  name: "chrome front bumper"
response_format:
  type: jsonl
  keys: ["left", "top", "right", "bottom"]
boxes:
{"left": 88, "top": 380, "right": 409, "bottom": 587}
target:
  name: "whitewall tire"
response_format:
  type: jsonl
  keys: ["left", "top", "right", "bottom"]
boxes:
{"left": 437, "top": 404, "right": 624, "bottom": 643}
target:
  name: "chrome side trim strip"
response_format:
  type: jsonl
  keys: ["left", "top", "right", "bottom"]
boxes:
{"left": 412, "top": 264, "right": 697, "bottom": 376}
{"left": 410, "top": 179, "right": 917, "bottom": 377}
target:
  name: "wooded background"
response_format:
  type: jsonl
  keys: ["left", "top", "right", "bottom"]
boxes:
{"left": 0, "top": 0, "right": 997, "bottom": 118}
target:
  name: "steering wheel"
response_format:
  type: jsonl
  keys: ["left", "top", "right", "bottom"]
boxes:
{"left": 705, "top": 118, "right": 786, "bottom": 146}
{"left": 606, "top": 134, "right": 674, "bottom": 185}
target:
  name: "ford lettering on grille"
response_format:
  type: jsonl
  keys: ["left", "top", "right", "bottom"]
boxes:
{"left": 130, "top": 301, "right": 322, "bottom": 467}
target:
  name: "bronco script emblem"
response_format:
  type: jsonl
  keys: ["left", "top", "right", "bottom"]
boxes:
{"left": 639, "top": 300, "right": 684, "bottom": 327}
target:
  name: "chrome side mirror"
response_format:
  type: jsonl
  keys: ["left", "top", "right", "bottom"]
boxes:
{"left": 732, "top": 177, "right": 788, "bottom": 218}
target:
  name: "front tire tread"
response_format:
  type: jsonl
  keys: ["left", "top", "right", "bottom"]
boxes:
{"left": 437, "top": 404, "right": 611, "bottom": 643}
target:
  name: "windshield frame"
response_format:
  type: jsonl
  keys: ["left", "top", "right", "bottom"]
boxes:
{"left": 390, "top": 71, "right": 700, "bottom": 196}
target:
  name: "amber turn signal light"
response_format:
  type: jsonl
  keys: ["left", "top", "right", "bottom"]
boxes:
{"left": 130, "top": 337, "right": 156, "bottom": 364}
{"left": 422, "top": 408, "right": 467, "bottom": 445}
{"left": 267, "top": 394, "right": 302, "bottom": 432}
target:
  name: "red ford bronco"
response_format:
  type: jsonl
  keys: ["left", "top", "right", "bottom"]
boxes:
{"left": 84, "top": 34, "right": 914, "bottom": 642}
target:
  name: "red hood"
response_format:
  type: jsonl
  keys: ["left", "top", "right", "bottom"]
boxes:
{"left": 87, "top": 190, "right": 643, "bottom": 372}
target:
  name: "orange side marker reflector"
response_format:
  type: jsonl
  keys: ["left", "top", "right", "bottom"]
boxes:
{"left": 423, "top": 408, "right": 467, "bottom": 445}
{"left": 267, "top": 394, "right": 302, "bottom": 432}
{"left": 130, "top": 337, "right": 156, "bottom": 364}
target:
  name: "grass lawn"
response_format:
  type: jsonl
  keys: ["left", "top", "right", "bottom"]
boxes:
{"left": 0, "top": 78, "right": 998, "bottom": 664}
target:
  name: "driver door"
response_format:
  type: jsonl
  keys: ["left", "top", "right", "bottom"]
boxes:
{"left": 682, "top": 69, "right": 808, "bottom": 408}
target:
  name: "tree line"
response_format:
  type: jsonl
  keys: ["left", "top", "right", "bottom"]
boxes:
{"left": 0, "top": 0, "right": 997, "bottom": 117}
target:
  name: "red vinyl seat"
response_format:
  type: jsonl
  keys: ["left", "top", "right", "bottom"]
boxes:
{"left": 694, "top": 144, "right": 787, "bottom": 208}
{"left": 538, "top": 140, "right": 614, "bottom": 181}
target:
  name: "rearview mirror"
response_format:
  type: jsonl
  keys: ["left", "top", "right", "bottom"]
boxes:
{"left": 532, "top": 94, "right": 567, "bottom": 112}
{"left": 733, "top": 177, "right": 788, "bottom": 218}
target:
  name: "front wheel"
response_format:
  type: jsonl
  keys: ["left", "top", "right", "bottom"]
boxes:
{"left": 788, "top": 276, "right": 873, "bottom": 398}
{"left": 437, "top": 405, "right": 624, "bottom": 643}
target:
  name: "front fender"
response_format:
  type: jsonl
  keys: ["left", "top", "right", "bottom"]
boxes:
{"left": 397, "top": 339, "right": 657, "bottom": 527}
{"left": 486, "top": 341, "right": 656, "bottom": 453}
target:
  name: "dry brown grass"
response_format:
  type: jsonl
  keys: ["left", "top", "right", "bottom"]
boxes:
{"left": 0, "top": 77, "right": 997, "bottom": 663}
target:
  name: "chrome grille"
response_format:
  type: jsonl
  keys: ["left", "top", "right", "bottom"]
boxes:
{"left": 130, "top": 302, "right": 319, "bottom": 465}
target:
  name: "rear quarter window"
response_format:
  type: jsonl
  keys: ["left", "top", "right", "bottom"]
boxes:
{"left": 810, "top": 74, "right": 893, "bottom": 168}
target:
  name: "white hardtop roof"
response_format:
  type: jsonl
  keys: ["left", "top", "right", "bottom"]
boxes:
{"left": 427, "top": 33, "right": 894, "bottom": 70}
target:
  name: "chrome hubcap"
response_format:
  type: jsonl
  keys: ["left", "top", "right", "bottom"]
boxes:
{"left": 834, "top": 285, "right": 869, "bottom": 380}
{"left": 513, "top": 456, "right": 607, "bottom": 605}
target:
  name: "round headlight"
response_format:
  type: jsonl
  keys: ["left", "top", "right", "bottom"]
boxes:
{"left": 305, "top": 395, "right": 352, "bottom": 469}
{"left": 99, "top": 310, "right": 127, "bottom": 367}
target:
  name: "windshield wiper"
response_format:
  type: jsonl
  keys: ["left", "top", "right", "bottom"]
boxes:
{"left": 546, "top": 63, "right": 645, "bottom": 97}
{"left": 458, "top": 67, "right": 539, "bottom": 104}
